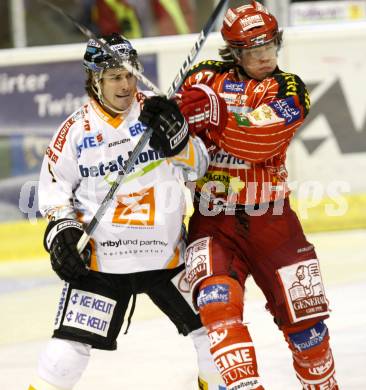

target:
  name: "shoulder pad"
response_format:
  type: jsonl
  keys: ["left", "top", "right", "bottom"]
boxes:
{"left": 273, "top": 72, "right": 310, "bottom": 116}
{"left": 68, "top": 105, "right": 86, "bottom": 124}
{"left": 186, "top": 60, "right": 230, "bottom": 77}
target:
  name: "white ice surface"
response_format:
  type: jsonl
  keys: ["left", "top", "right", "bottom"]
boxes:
{"left": 0, "top": 230, "right": 365, "bottom": 389}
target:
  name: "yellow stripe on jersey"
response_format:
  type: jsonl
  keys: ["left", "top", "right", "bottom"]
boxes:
{"left": 170, "top": 138, "right": 196, "bottom": 169}
{"left": 166, "top": 245, "right": 180, "bottom": 269}
{"left": 89, "top": 239, "right": 99, "bottom": 271}
{"left": 90, "top": 99, "right": 123, "bottom": 128}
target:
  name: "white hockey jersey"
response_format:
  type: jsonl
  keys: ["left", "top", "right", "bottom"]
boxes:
{"left": 38, "top": 91, "right": 209, "bottom": 274}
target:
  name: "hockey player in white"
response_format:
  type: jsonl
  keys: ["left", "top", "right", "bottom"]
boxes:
{"left": 30, "top": 33, "right": 225, "bottom": 390}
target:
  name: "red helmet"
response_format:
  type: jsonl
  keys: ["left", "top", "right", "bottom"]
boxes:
{"left": 221, "top": 1, "right": 279, "bottom": 49}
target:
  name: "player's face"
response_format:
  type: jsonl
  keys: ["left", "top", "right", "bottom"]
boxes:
{"left": 238, "top": 41, "right": 278, "bottom": 81}
{"left": 101, "top": 68, "right": 137, "bottom": 113}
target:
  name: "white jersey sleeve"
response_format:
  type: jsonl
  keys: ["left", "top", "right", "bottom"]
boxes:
{"left": 38, "top": 107, "right": 86, "bottom": 220}
{"left": 169, "top": 135, "right": 209, "bottom": 181}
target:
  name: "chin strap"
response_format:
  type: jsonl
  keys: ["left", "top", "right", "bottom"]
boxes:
{"left": 92, "top": 71, "right": 133, "bottom": 116}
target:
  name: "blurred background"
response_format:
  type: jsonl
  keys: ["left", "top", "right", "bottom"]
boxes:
{"left": 0, "top": 0, "right": 366, "bottom": 279}
{"left": 0, "top": 1, "right": 366, "bottom": 388}
{"left": 1, "top": 0, "right": 366, "bottom": 260}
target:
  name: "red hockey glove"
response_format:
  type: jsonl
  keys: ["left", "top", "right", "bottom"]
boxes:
{"left": 179, "top": 84, "right": 228, "bottom": 137}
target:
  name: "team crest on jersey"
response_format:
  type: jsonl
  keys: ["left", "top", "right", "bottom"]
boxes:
{"left": 253, "top": 83, "right": 265, "bottom": 93}
{"left": 277, "top": 259, "right": 329, "bottom": 323}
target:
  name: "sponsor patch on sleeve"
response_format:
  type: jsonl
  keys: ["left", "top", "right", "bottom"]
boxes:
{"left": 53, "top": 117, "right": 75, "bottom": 152}
{"left": 61, "top": 289, "right": 116, "bottom": 337}
{"left": 268, "top": 97, "right": 301, "bottom": 124}
{"left": 276, "top": 259, "right": 329, "bottom": 323}
{"left": 246, "top": 104, "right": 283, "bottom": 126}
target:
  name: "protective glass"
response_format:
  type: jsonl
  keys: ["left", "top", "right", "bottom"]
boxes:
{"left": 240, "top": 41, "right": 278, "bottom": 61}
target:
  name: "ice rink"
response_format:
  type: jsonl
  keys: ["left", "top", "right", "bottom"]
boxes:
{"left": 1, "top": 229, "right": 365, "bottom": 390}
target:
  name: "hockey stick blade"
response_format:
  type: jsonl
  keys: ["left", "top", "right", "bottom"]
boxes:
{"left": 38, "top": 0, "right": 163, "bottom": 96}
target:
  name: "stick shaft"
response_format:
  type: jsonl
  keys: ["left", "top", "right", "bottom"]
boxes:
{"left": 167, "top": 0, "right": 228, "bottom": 97}
{"left": 70, "top": 0, "right": 228, "bottom": 253}
{"left": 39, "top": 0, "right": 163, "bottom": 95}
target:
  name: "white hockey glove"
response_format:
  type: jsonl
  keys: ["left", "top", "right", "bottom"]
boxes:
{"left": 44, "top": 219, "right": 91, "bottom": 282}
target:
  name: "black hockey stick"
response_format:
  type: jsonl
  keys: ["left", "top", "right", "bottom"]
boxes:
{"left": 72, "top": 0, "right": 228, "bottom": 252}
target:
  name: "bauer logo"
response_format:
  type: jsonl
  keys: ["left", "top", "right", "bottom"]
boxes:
{"left": 223, "top": 80, "right": 245, "bottom": 93}
{"left": 170, "top": 121, "right": 188, "bottom": 149}
{"left": 54, "top": 282, "right": 69, "bottom": 330}
{"left": 62, "top": 289, "right": 116, "bottom": 337}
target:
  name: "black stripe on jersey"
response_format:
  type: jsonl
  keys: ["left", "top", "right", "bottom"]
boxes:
{"left": 185, "top": 60, "right": 231, "bottom": 78}
{"left": 273, "top": 71, "right": 310, "bottom": 117}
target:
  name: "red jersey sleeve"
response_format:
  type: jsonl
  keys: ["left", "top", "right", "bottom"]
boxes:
{"left": 217, "top": 72, "right": 310, "bottom": 162}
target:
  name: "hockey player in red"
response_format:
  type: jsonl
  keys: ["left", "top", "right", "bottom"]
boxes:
{"left": 176, "top": 2, "right": 339, "bottom": 389}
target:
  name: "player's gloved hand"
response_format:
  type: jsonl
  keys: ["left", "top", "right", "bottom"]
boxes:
{"left": 179, "top": 84, "right": 228, "bottom": 136}
{"left": 139, "top": 96, "right": 189, "bottom": 157}
{"left": 44, "top": 219, "right": 91, "bottom": 282}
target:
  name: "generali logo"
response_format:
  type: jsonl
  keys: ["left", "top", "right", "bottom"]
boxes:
{"left": 288, "top": 263, "right": 328, "bottom": 320}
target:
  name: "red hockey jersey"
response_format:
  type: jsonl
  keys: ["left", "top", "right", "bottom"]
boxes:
{"left": 182, "top": 60, "right": 310, "bottom": 206}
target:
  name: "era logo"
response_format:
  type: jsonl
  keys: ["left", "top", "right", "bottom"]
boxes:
{"left": 112, "top": 187, "right": 155, "bottom": 226}
{"left": 129, "top": 122, "right": 147, "bottom": 137}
